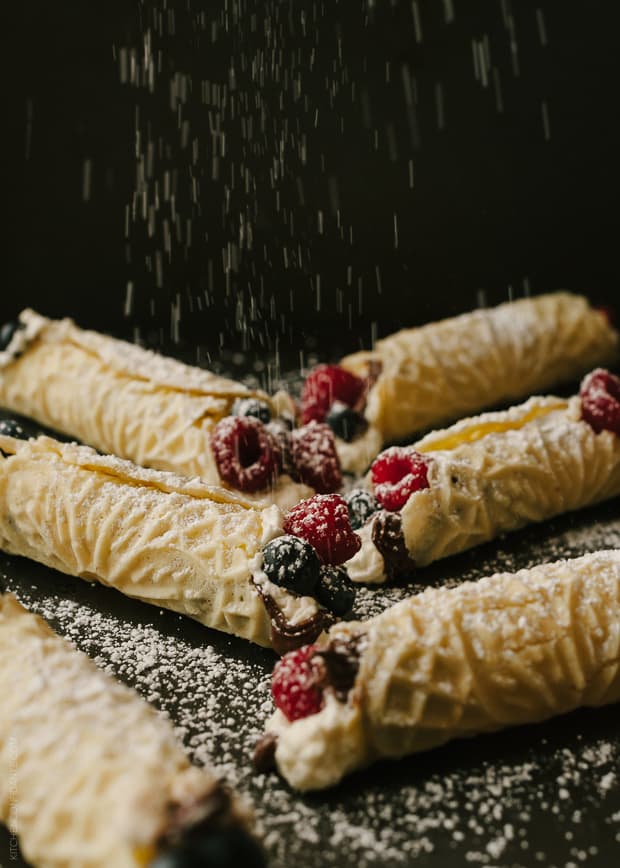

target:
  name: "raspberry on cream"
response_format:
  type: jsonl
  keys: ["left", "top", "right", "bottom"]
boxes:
{"left": 260, "top": 551, "right": 620, "bottom": 792}
{"left": 346, "top": 385, "right": 620, "bottom": 585}
{"left": 579, "top": 368, "right": 620, "bottom": 435}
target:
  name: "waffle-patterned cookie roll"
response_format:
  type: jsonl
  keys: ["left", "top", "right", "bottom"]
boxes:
{"left": 345, "top": 369, "right": 620, "bottom": 584}
{"left": 299, "top": 292, "right": 617, "bottom": 475}
{"left": 0, "top": 593, "right": 265, "bottom": 868}
{"left": 0, "top": 431, "right": 361, "bottom": 652}
{"left": 258, "top": 550, "right": 620, "bottom": 791}
{"left": 0, "top": 309, "right": 328, "bottom": 510}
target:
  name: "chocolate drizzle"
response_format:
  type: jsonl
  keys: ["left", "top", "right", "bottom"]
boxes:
{"left": 371, "top": 510, "right": 416, "bottom": 581}
{"left": 253, "top": 732, "right": 278, "bottom": 773}
{"left": 253, "top": 579, "right": 334, "bottom": 656}
{"left": 314, "top": 634, "right": 363, "bottom": 701}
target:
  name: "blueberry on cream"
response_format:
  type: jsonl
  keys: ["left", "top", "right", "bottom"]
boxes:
{"left": 252, "top": 495, "right": 359, "bottom": 654}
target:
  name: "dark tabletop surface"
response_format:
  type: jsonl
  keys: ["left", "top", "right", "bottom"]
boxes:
{"left": 3, "top": 1, "right": 620, "bottom": 864}
{"left": 2, "top": 386, "right": 620, "bottom": 868}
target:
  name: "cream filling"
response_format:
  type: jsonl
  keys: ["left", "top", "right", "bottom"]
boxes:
{"left": 259, "top": 504, "right": 285, "bottom": 547}
{"left": 346, "top": 522, "right": 387, "bottom": 585}
{"left": 415, "top": 395, "right": 568, "bottom": 454}
{"left": 268, "top": 696, "right": 367, "bottom": 791}
{"left": 251, "top": 562, "right": 321, "bottom": 626}
{"left": 350, "top": 397, "right": 575, "bottom": 582}
{"left": 336, "top": 425, "right": 384, "bottom": 477}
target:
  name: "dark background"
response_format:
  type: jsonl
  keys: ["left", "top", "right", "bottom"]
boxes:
{"left": 3, "top": 0, "right": 619, "bottom": 357}
{"left": 2, "top": 5, "right": 620, "bottom": 865}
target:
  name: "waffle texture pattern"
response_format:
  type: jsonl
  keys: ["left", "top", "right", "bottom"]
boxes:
{"left": 400, "top": 396, "right": 620, "bottom": 566}
{"left": 0, "top": 434, "right": 285, "bottom": 646}
{"left": 0, "top": 593, "right": 231, "bottom": 867}
{"left": 0, "top": 310, "right": 309, "bottom": 509}
{"left": 269, "top": 551, "right": 620, "bottom": 790}
{"left": 341, "top": 292, "right": 618, "bottom": 444}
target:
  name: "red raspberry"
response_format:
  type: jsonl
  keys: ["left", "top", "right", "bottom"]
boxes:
{"left": 290, "top": 421, "right": 342, "bottom": 493}
{"left": 300, "top": 364, "right": 366, "bottom": 424}
{"left": 272, "top": 645, "right": 324, "bottom": 721}
{"left": 284, "top": 494, "right": 361, "bottom": 565}
{"left": 580, "top": 368, "right": 620, "bottom": 436}
{"left": 371, "top": 447, "right": 430, "bottom": 511}
{"left": 211, "top": 416, "right": 281, "bottom": 493}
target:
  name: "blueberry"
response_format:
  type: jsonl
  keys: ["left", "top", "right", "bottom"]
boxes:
{"left": 345, "top": 488, "right": 379, "bottom": 530}
{"left": 325, "top": 401, "right": 367, "bottom": 442}
{"left": 0, "top": 419, "right": 27, "bottom": 439}
{"left": 262, "top": 535, "right": 321, "bottom": 596}
{"left": 316, "top": 565, "right": 355, "bottom": 616}
{"left": 0, "top": 320, "right": 24, "bottom": 352}
{"left": 150, "top": 828, "right": 265, "bottom": 868}
{"left": 232, "top": 398, "right": 272, "bottom": 424}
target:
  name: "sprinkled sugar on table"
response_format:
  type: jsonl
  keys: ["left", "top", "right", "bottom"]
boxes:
{"left": 2, "top": 390, "right": 620, "bottom": 868}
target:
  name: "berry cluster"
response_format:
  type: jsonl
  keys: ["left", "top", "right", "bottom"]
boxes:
{"left": 211, "top": 406, "right": 342, "bottom": 494}
{"left": 262, "top": 494, "right": 359, "bottom": 618}
{"left": 301, "top": 364, "right": 367, "bottom": 442}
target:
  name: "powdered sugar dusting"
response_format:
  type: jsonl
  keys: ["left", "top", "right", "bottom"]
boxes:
{"left": 3, "top": 526, "right": 620, "bottom": 867}
{"left": 2, "top": 358, "right": 620, "bottom": 864}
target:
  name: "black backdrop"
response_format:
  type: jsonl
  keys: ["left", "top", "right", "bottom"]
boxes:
{"left": 3, "top": 0, "right": 620, "bottom": 356}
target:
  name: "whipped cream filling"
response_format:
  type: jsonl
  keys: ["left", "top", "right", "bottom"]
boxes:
{"left": 346, "top": 522, "right": 387, "bottom": 584}
{"left": 258, "top": 504, "right": 285, "bottom": 547}
{"left": 268, "top": 696, "right": 367, "bottom": 792}
{"left": 336, "top": 424, "right": 383, "bottom": 477}
{"left": 251, "top": 562, "right": 321, "bottom": 626}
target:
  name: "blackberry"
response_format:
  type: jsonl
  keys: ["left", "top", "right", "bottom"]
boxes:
{"left": 345, "top": 488, "right": 379, "bottom": 530}
{"left": 316, "top": 566, "right": 355, "bottom": 616}
{"left": 232, "top": 397, "right": 272, "bottom": 424}
{"left": 262, "top": 535, "right": 321, "bottom": 596}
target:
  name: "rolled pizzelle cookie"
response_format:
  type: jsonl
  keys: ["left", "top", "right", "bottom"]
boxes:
{"left": 0, "top": 592, "right": 265, "bottom": 868}
{"left": 0, "top": 309, "right": 313, "bottom": 510}
{"left": 346, "top": 370, "right": 620, "bottom": 583}
{"left": 0, "top": 432, "right": 345, "bottom": 652}
{"left": 260, "top": 550, "right": 620, "bottom": 791}
{"left": 302, "top": 292, "right": 617, "bottom": 475}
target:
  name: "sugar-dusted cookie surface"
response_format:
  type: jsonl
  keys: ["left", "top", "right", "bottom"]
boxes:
{"left": 0, "top": 434, "right": 332, "bottom": 649}
{"left": 0, "top": 593, "right": 263, "bottom": 868}
{"left": 325, "top": 292, "right": 618, "bottom": 474}
{"left": 0, "top": 310, "right": 311, "bottom": 510}
{"left": 348, "top": 374, "right": 620, "bottom": 583}
{"left": 265, "top": 550, "right": 620, "bottom": 791}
